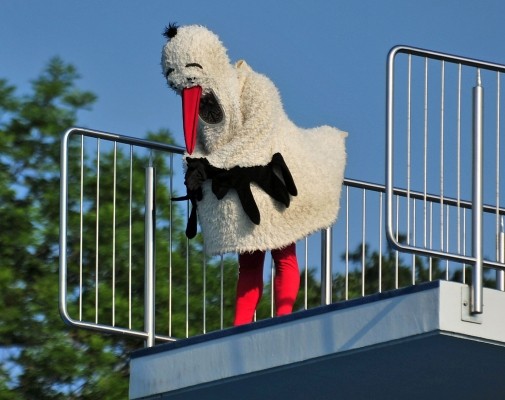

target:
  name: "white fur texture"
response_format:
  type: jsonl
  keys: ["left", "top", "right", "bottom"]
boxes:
{"left": 162, "top": 25, "right": 347, "bottom": 255}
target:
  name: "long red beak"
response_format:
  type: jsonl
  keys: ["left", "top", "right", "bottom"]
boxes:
{"left": 182, "top": 86, "right": 202, "bottom": 154}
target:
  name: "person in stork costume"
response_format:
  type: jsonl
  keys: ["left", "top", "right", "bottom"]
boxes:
{"left": 161, "top": 24, "right": 347, "bottom": 326}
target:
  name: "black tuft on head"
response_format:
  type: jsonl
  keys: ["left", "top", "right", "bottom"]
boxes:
{"left": 163, "top": 23, "right": 178, "bottom": 40}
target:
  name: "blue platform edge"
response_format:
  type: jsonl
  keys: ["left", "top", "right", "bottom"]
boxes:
{"left": 131, "top": 280, "right": 441, "bottom": 360}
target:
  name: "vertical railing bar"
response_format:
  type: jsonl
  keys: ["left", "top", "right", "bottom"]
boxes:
{"left": 203, "top": 257, "right": 208, "bottom": 332}
{"left": 463, "top": 209, "right": 467, "bottom": 284}
{"left": 202, "top": 251, "right": 207, "bottom": 334}
{"left": 395, "top": 195, "right": 399, "bottom": 289}
{"left": 112, "top": 142, "right": 117, "bottom": 327}
{"left": 79, "top": 135, "right": 84, "bottom": 321}
{"left": 321, "top": 227, "right": 332, "bottom": 305}
{"left": 499, "top": 218, "right": 505, "bottom": 291}
{"left": 471, "top": 69, "right": 484, "bottom": 314}
{"left": 429, "top": 202, "right": 433, "bottom": 281}
{"left": 446, "top": 204, "right": 450, "bottom": 280}
{"left": 497, "top": 72, "right": 501, "bottom": 248}
{"left": 220, "top": 255, "right": 224, "bottom": 329}
{"left": 304, "top": 238, "right": 308, "bottom": 309}
{"left": 457, "top": 64, "right": 462, "bottom": 257}
{"left": 440, "top": 61, "right": 445, "bottom": 254}
{"left": 423, "top": 57, "right": 429, "bottom": 251}
{"left": 361, "top": 190, "right": 366, "bottom": 297}
{"left": 379, "top": 193, "right": 383, "bottom": 293}
{"left": 412, "top": 198, "right": 417, "bottom": 285}
{"left": 386, "top": 46, "right": 396, "bottom": 268}
{"left": 128, "top": 145, "right": 133, "bottom": 330}
{"left": 168, "top": 154, "right": 173, "bottom": 337}
{"left": 496, "top": 72, "right": 504, "bottom": 289}
{"left": 59, "top": 132, "right": 71, "bottom": 334}
{"left": 345, "top": 186, "right": 349, "bottom": 300}
{"left": 144, "top": 161, "right": 156, "bottom": 347}
{"left": 185, "top": 203, "right": 190, "bottom": 338}
{"left": 271, "top": 255, "right": 275, "bottom": 315}
{"left": 407, "top": 54, "right": 412, "bottom": 246}
{"left": 95, "top": 138, "right": 100, "bottom": 324}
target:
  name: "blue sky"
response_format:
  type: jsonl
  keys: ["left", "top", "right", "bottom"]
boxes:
{"left": 2, "top": 1, "right": 505, "bottom": 381}
{"left": 2, "top": 0, "right": 505, "bottom": 184}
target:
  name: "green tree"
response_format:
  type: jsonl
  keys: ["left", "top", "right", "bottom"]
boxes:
{"left": 0, "top": 58, "right": 245, "bottom": 399}
{"left": 0, "top": 60, "right": 105, "bottom": 398}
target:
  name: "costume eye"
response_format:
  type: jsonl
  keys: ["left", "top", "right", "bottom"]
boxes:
{"left": 186, "top": 63, "right": 203, "bottom": 69}
{"left": 165, "top": 67, "right": 175, "bottom": 78}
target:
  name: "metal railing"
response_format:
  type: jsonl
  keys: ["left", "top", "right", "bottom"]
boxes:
{"left": 59, "top": 127, "right": 412, "bottom": 345}
{"left": 60, "top": 127, "right": 502, "bottom": 347}
{"left": 59, "top": 127, "right": 184, "bottom": 343}
{"left": 59, "top": 45, "right": 505, "bottom": 347}
{"left": 386, "top": 46, "right": 505, "bottom": 313}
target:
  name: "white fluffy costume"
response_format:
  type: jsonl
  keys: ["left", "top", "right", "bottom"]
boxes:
{"left": 161, "top": 24, "right": 347, "bottom": 256}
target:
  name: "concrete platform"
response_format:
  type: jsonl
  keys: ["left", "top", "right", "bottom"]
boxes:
{"left": 129, "top": 281, "right": 505, "bottom": 399}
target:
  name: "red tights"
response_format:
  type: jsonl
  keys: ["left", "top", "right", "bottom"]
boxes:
{"left": 233, "top": 243, "right": 300, "bottom": 326}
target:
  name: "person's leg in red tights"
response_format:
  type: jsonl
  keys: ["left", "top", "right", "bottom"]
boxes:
{"left": 234, "top": 250, "right": 265, "bottom": 326}
{"left": 272, "top": 243, "right": 300, "bottom": 316}
{"left": 233, "top": 244, "right": 300, "bottom": 326}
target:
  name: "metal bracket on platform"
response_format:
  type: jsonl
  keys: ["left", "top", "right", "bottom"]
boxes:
{"left": 461, "top": 286, "right": 483, "bottom": 324}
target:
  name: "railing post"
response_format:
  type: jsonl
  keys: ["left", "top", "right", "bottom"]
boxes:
{"left": 497, "top": 217, "right": 505, "bottom": 291}
{"left": 145, "top": 163, "right": 156, "bottom": 346}
{"left": 471, "top": 70, "right": 484, "bottom": 314}
{"left": 321, "top": 227, "right": 332, "bottom": 305}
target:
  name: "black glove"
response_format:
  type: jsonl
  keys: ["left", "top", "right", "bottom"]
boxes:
{"left": 171, "top": 158, "right": 208, "bottom": 238}
{"left": 185, "top": 157, "right": 209, "bottom": 191}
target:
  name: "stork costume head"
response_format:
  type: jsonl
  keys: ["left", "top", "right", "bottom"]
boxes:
{"left": 162, "top": 24, "right": 348, "bottom": 256}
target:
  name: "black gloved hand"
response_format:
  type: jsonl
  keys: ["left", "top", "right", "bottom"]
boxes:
{"left": 185, "top": 158, "right": 209, "bottom": 191}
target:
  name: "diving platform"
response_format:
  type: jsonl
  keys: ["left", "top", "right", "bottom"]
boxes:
{"left": 129, "top": 281, "right": 505, "bottom": 399}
